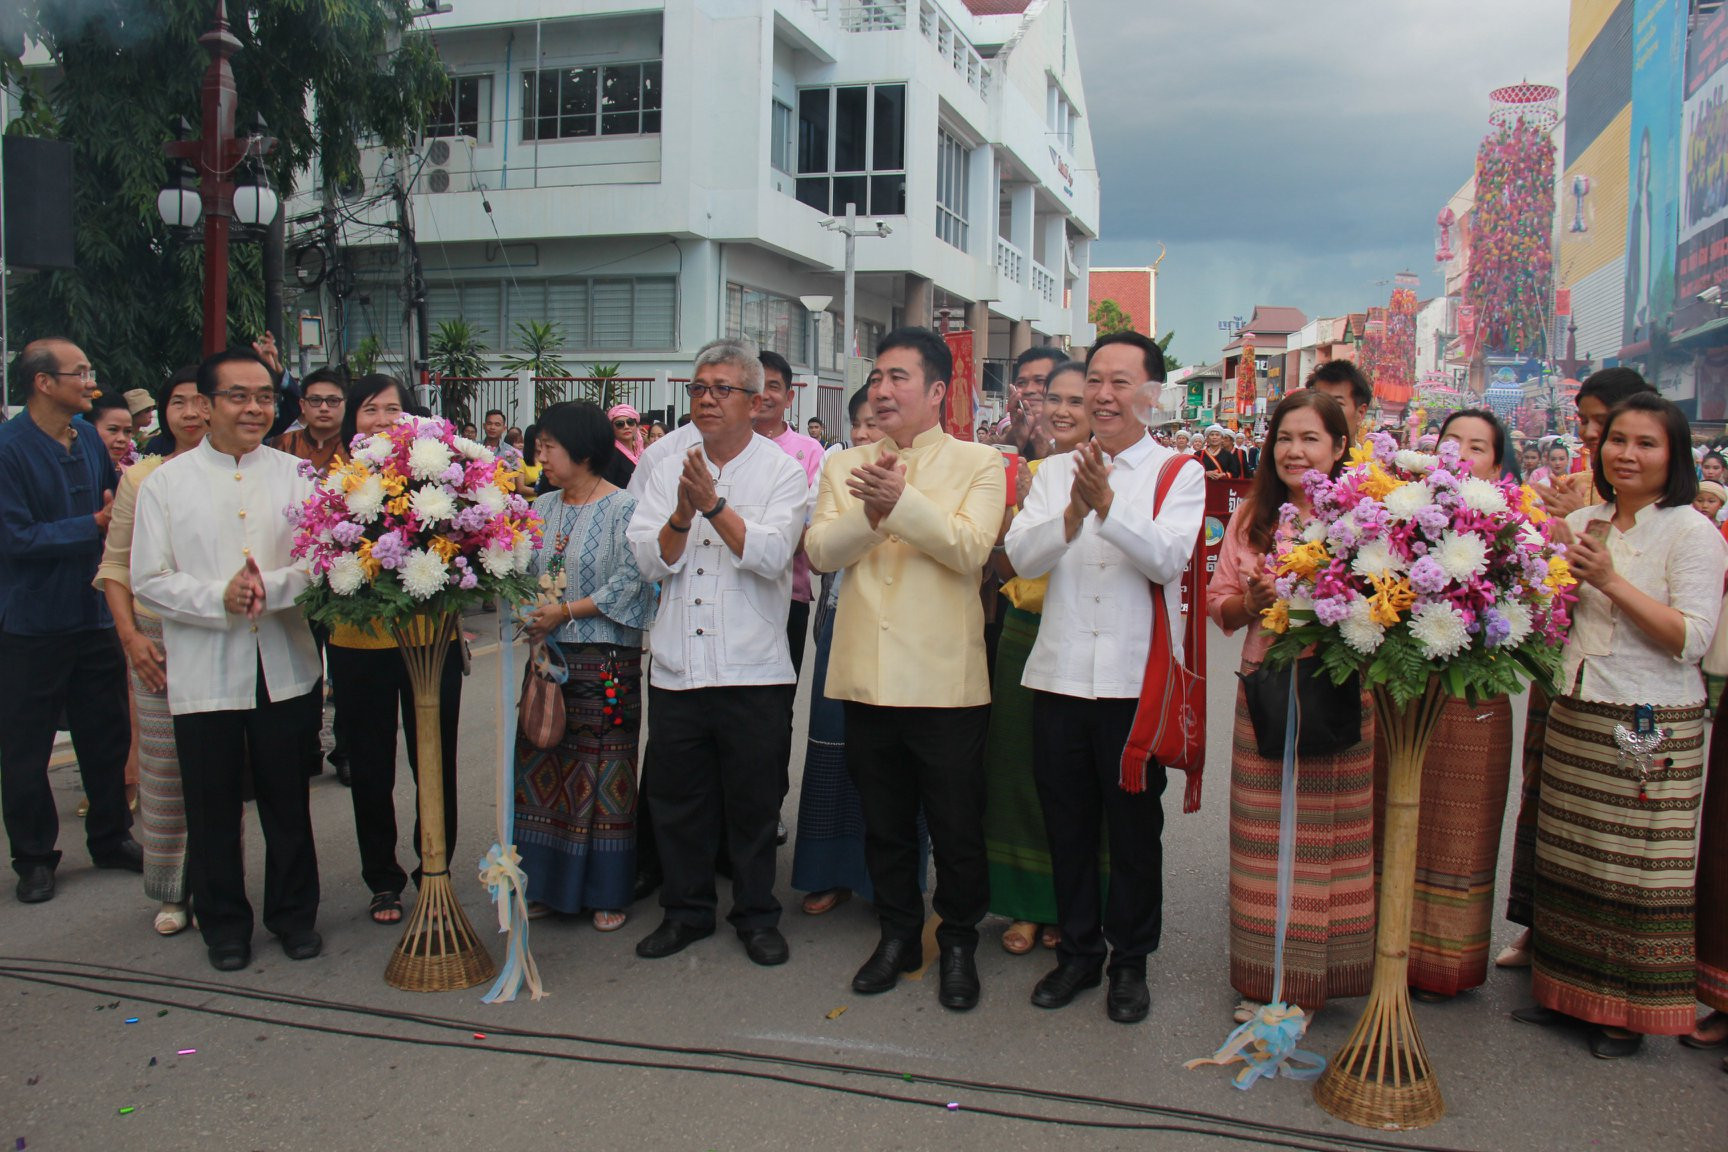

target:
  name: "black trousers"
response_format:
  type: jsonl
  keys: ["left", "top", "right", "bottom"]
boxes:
{"left": 173, "top": 668, "right": 320, "bottom": 946}
{"left": 646, "top": 683, "right": 792, "bottom": 931}
{"left": 844, "top": 702, "right": 990, "bottom": 950}
{"left": 0, "top": 628, "right": 132, "bottom": 872}
{"left": 326, "top": 642, "right": 461, "bottom": 896}
{"left": 786, "top": 599, "right": 810, "bottom": 679}
{"left": 1031, "top": 691, "right": 1165, "bottom": 973}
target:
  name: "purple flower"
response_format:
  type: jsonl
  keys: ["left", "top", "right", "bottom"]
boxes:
{"left": 1368, "top": 431, "right": 1397, "bottom": 463}
{"left": 459, "top": 569, "right": 479, "bottom": 590}
{"left": 1314, "top": 595, "right": 1351, "bottom": 625}
{"left": 370, "top": 531, "right": 410, "bottom": 570}
{"left": 1274, "top": 574, "right": 1299, "bottom": 600}
{"left": 1414, "top": 504, "right": 1450, "bottom": 536}
{"left": 441, "top": 464, "right": 465, "bottom": 485}
{"left": 1409, "top": 555, "right": 1448, "bottom": 594}
{"left": 330, "top": 521, "right": 365, "bottom": 547}
{"left": 1352, "top": 498, "right": 1388, "bottom": 538}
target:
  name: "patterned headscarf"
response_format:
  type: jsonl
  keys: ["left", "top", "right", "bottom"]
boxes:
{"left": 608, "top": 403, "right": 645, "bottom": 462}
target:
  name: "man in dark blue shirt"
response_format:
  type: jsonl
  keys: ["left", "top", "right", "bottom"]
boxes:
{"left": 0, "top": 338, "right": 142, "bottom": 903}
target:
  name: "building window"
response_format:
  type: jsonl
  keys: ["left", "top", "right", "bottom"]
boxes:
{"left": 521, "top": 62, "right": 661, "bottom": 141}
{"left": 794, "top": 82, "right": 906, "bottom": 216}
{"left": 771, "top": 100, "right": 795, "bottom": 174}
{"left": 427, "top": 75, "right": 492, "bottom": 142}
{"left": 726, "top": 284, "right": 810, "bottom": 365}
{"left": 427, "top": 276, "right": 676, "bottom": 351}
{"left": 936, "top": 128, "right": 970, "bottom": 251}
{"left": 1047, "top": 78, "right": 1075, "bottom": 153}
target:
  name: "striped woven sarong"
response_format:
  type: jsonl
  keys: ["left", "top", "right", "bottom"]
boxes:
{"left": 1531, "top": 696, "right": 1706, "bottom": 1035}
{"left": 1228, "top": 680, "right": 1376, "bottom": 1009}
{"left": 1505, "top": 683, "right": 1551, "bottom": 927}
{"left": 133, "top": 614, "right": 186, "bottom": 903}
{"left": 1697, "top": 710, "right": 1728, "bottom": 1013}
{"left": 1373, "top": 695, "right": 1513, "bottom": 996}
{"left": 983, "top": 607, "right": 1058, "bottom": 924}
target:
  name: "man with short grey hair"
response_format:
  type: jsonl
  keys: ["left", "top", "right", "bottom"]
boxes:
{"left": 627, "top": 338, "right": 810, "bottom": 967}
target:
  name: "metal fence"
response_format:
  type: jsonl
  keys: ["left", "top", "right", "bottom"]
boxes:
{"left": 432, "top": 375, "right": 693, "bottom": 431}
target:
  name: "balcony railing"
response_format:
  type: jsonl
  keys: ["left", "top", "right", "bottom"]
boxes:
{"left": 837, "top": 1, "right": 908, "bottom": 31}
{"left": 996, "top": 236, "right": 1025, "bottom": 285}
{"left": 920, "top": 1, "right": 991, "bottom": 99}
{"left": 1031, "top": 262, "right": 1058, "bottom": 304}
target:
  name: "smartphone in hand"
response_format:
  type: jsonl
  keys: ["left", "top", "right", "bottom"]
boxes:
{"left": 1584, "top": 518, "right": 1612, "bottom": 544}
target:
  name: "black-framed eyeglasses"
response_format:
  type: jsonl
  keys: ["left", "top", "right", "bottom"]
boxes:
{"left": 302, "top": 395, "right": 344, "bottom": 408}
{"left": 686, "top": 383, "right": 743, "bottom": 400}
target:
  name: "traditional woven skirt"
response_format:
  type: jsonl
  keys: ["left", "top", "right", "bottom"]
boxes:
{"left": 983, "top": 607, "right": 1058, "bottom": 924}
{"left": 1229, "top": 680, "right": 1376, "bottom": 1009}
{"left": 132, "top": 614, "right": 186, "bottom": 903}
{"left": 1504, "top": 683, "right": 1551, "bottom": 927}
{"left": 1696, "top": 708, "right": 1728, "bottom": 1013}
{"left": 1531, "top": 696, "right": 1706, "bottom": 1035}
{"left": 1373, "top": 695, "right": 1513, "bottom": 996}
{"left": 513, "top": 645, "right": 641, "bottom": 914}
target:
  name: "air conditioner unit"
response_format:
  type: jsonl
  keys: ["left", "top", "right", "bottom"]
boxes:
{"left": 413, "top": 136, "right": 476, "bottom": 195}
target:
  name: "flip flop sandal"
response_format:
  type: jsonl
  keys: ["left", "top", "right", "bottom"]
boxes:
{"left": 1039, "top": 926, "right": 1061, "bottom": 949}
{"left": 592, "top": 910, "right": 627, "bottom": 932}
{"left": 1001, "top": 922, "right": 1037, "bottom": 954}
{"left": 368, "top": 891, "right": 403, "bottom": 925}
{"left": 1680, "top": 1012, "right": 1728, "bottom": 1049}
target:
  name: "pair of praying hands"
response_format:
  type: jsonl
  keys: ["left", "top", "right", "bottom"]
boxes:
{"left": 849, "top": 451, "right": 906, "bottom": 530}
{"left": 1064, "top": 441, "right": 1114, "bottom": 530}
{"left": 672, "top": 448, "right": 721, "bottom": 525}
{"left": 224, "top": 557, "right": 267, "bottom": 620}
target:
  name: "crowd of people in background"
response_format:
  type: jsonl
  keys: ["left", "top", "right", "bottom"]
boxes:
{"left": 1, "top": 327, "right": 1725, "bottom": 1066}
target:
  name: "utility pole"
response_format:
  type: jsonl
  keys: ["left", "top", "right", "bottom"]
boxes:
{"left": 821, "top": 203, "right": 891, "bottom": 391}
{"left": 392, "top": 146, "right": 431, "bottom": 406}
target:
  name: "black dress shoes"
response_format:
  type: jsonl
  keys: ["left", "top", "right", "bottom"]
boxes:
{"left": 851, "top": 936, "right": 922, "bottom": 994}
{"left": 1106, "top": 968, "right": 1150, "bottom": 1024}
{"left": 15, "top": 864, "right": 54, "bottom": 904}
{"left": 635, "top": 918, "right": 714, "bottom": 959}
{"left": 1589, "top": 1028, "right": 1644, "bottom": 1059}
{"left": 281, "top": 930, "right": 322, "bottom": 960}
{"left": 91, "top": 837, "right": 144, "bottom": 873}
{"left": 1030, "top": 960, "right": 1103, "bottom": 1010}
{"left": 631, "top": 870, "right": 663, "bottom": 904}
{"left": 937, "top": 944, "right": 981, "bottom": 1012}
{"left": 208, "top": 943, "right": 251, "bottom": 972}
{"left": 1511, "top": 1004, "right": 1570, "bottom": 1027}
{"left": 739, "top": 926, "right": 790, "bottom": 967}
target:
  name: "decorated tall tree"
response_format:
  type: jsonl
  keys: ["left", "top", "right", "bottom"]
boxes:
{"left": 1465, "top": 109, "right": 1557, "bottom": 358}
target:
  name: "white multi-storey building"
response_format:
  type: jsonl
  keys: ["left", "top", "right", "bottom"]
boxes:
{"left": 301, "top": 0, "right": 1099, "bottom": 428}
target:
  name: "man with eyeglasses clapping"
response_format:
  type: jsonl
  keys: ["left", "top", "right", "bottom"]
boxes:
{"left": 626, "top": 338, "right": 811, "bottom": 968}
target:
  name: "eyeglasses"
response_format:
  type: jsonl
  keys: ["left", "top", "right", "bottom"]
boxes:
{"left": 302, "top": 395, "right": 344, "bottom": 409}
{"left": 215, "top": 389, "right": 279, "bottom": 409}
{"left": 51, "top": 369, "right": 97, "bottom": 385}
{"left": 612, "top": 418, "right": 638, "bottom": 428}
{"left": 686, "top": 383, "right": 744, "bottom": 400}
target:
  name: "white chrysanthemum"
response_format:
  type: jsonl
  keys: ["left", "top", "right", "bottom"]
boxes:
{"left": 1500, "top": 599, "right": 1534, "bottom": 648}
{"left": 1409, "top": 600, "right": 1471, "bottom": 660}
{"left": 400, "top": 548, "right": 450, "bottom": 599}
{"left": 1301, "top": 519, "right": 1328, "bottom": 543}
{"left": 472, "top": 483, "right": 507, "bottom": 514}
{"left": 409, "top": 484, "right": 457, "bottom": 525}
{"left": 511, "top": 534, "right": 535, "bottom": 573}
{"left": 1459, "top": 477, "right": 1508, "bottom": 515}
{"left": 452, "top": 436, "right": 486, "bottom": 461}
{"left": 1394, "top": 450, "right": 1439, "bottom": 473}
{"left": 479, "top": 545, "right": 515, "bottom": 577}
{"left": 1350, "top": 538, "right": 1408, "bottom": 579}
{"left": 327, "top": 553, "right": 366, "bottom": 596}
{"left": 408, "top": 437, "right": 454, "bottom": 481}
{"left": 321, "top": 471, "right": 346, "bottom": 494}
{"left": 354, "top": 435, "right": 393, "bottom": 466}
{"left": 345, "top": 474, "right": 387, "bottom": 523}
{"left": 1383, "top": 480, "right": 1433, "bottom": 519}
{"left": 1339, "top": 595, "right": 1385, "bottom": 654}
{"left": 1434, "top": 531, "right": 1489, "bottom": 581}
{"left": 1518, "top": 522, "right": 1544, "bottom": 548}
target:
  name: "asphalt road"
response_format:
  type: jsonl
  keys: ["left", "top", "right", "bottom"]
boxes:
{"left": 1, "top": 626, "right": 1724, "bottom": 1152}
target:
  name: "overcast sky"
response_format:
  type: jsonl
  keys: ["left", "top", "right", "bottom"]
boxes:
{"left": 1073, "top": 0, "right": 1570, "bottom": 367}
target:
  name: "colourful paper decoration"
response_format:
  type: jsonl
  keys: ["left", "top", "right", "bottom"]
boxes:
{"left": 1465, "top": 118, "right": 1556, "bottom": 358}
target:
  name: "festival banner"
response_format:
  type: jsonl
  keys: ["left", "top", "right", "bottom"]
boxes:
{"left": 1679, "top": 2, "right": 1728, "bottom": 302}
{"left": 1622, "top": 0, "right": 1684, "bottom": 348}
{"left": 943, "top": 329, "right": 977, "bottom": 441}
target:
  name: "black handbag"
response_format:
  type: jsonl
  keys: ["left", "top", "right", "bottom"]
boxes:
{"left": 1238, "top": 657, "right": 1362, "bottom": 758}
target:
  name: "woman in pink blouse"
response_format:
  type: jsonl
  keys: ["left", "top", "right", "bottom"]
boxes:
{"left": 1206, "top": 389, "right": 1375, "bottom": 1024}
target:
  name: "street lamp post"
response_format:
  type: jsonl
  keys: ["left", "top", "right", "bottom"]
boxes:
{"left": 160, "top": 0, "right": 279, "bottom": 357}
{"left": 820, "top": 203, "right": 891, "bottom": 392}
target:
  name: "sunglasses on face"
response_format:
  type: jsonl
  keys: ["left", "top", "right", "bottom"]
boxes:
{"left": 613, "top": 418, "right": 639, "bottom": 428}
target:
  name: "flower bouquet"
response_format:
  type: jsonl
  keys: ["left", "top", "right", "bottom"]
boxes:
{"left": 289, "top": 414, "right": 543, "bottom": 992}
{"left": 1257, "top": 433, "right": 1576, "bottom": 1129}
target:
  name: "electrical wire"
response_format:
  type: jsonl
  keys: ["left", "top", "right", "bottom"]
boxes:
{"left": 0, "top": 956, "right": 1485, "bottom": 1152}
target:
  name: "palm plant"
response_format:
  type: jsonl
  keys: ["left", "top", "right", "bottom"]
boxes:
{"left": 501, "top": 320, "right": 569, "bottom": 415}
{"left": 349, "top": 335, "right": 383, "bottom": 378}
{"left": 429, "top": 318, "right": 490, "bottom": 427}
{"left": 588, "top": 362, "right": 622, "bottom": 408}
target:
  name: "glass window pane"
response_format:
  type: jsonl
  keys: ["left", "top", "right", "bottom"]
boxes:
{"left": 771, "top": 102, "right": 792, "bottom": 173}
{"left": 639, "top": 110, "right": 661, "bottom": 135}
{"left": 632, "top": 278, "right": 676, "bottom": 349}
{"left": 798, "top": 89, "right": 829, "bottom": 174}
{"left": 545, "top": 281, "right": 588, "bottom": 347}
{"left": 873, "top": 84, "right": 905, "bottom": 170}
{"left": 796, "top": 177, "right": 829, "bottom": 213}
{"left": 833, "top": 86, "right": 867, "bottom": 172}
{"left": 602, "top": 65, "right": 642, "bottom": 114}
{"left": 831, "top": 175, "right": 867, "bottom": 216}
{"left": 538, "top": 71, "right": 560, "bottom": 135}
{"left": 562, "top": 67, "right": 596, "bottom": 138}
{"left": 641, "top": 62, "right": 661, "bottom": 111}
{"left": 725, "top": 284, "right": 744, "bottom": 338}
{"left": 521, "top": 74, "right": 538, "bottom": 140}
{"left": 871, "top": 174, "right": 906, "bottom": 215}
{"left": 457, "top": 78, "right": 479, "bottom": 135}
{"left": 590, "top": 280, "right": 633, "bottom": 347}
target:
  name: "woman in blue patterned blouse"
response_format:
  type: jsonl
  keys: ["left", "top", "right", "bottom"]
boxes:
{"left": 517, "top": 401, "right": 657, "bottom": 930}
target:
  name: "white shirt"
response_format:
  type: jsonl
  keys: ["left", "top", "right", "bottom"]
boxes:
{"left": 1560, "top": 501, "right": 1726, "bottom": 706}
{"left": 132, "top": 439, "right": 321, "bottom": 715}
{"left": 627, "top": 432, "right": 811, "bottom": 690}
{"left": 1006, "top": 433, "right": 1205, "bottom": 699}
{"left": 627, "top": 420, "right": 702, "bottom": 498}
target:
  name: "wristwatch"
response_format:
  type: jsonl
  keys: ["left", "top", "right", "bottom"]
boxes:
{"left": 701, "top": 496, "right": 728, "bottom": 520}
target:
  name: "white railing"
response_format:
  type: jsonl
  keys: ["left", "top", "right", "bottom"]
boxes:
{"left": 1031, "top": 261, "right": 1057, "bottom": 303}
{"left": 996, "top": 236, "right": 1025, "bottom": 285}
{"left": 838, "top": 0, "right": 908, "bottom": 31}
{"left": 920, "top": 1, "right": 991, "bottom": 99}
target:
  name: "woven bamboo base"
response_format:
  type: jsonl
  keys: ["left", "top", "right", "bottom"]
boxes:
{"left": 384, "top": 871, "right": 497, "bottom": 993}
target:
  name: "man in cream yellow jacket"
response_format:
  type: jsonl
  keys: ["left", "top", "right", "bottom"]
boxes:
{"left": 805, "top": 327, "right": 1006, "bottom": 1012}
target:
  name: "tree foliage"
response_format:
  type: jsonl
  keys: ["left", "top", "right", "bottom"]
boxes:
{"left": 1157, "top": 330, "right": 1181, "bottom": 374}
{"left": 3, "top": 1, "right": 446, "bottom": 402}
{"left": 1089, "top": 297, "right": 1135, "bottom": 337}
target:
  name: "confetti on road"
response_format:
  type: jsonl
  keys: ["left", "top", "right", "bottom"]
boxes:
{"left": 156, "top": 1010, "right": 168, "bottom": 1018}
{"left": 824, "top": 1006, "right": 846, "bottom": 1020}
{"left": 117, "top": 1107, "right": 135, "bottom": 1116}
{"left": 946, "top": 1102, "right": 959, "bottom": 1111}
{"left": 24, "top": 1077, "right": 38, "bottom": 1087}
{"left": 472, "top": 1033, "right": 486, "bottom": 1040}
{"left": 124, "top": 1018, "right": 139, "bottom": 1024}
{"left": 177, "top": 1049, "right": 196, "bottom": 1056}
{"left": 147, "top": 1058, "right": 156, "bottom": 1067}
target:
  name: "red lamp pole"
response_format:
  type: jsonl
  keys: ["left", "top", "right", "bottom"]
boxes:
{"left": 165, "top": 0, "right": 274, "bottom": 356}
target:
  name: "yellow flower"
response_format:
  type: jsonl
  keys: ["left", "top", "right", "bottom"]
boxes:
{"left": 1517, "top": 484, "right": 1548, "bottom": 525}
{"left": 429, "top": 535, "right": 460, "bottom": 562}
{"left": 1366, "top": 572, "right": 1416, "bottom": 627}
{"left": 386, "top": 495, "right": 411, "bottom": 518}
{"left": 1545, "top": 555, "right": 1576, "bottom": 591}
{"left": 380, "top": 471, "right": 407, "bottom": 497}
{"left": 356, "top": 538, "right": 382, "bottom": 581}
{"left": 1358, "top": 464, "right": 1401, "bottom": 502}
{"left": 341, "top": 467, "right": 367, "bottom": 494}
{"left": 1347, "top": 442, "right": 1378, "bottom": 468}
{"left": 1276, "top": 540, "right": 1330, "bottom": 579}
{"left": 1261, "top": 600, "right": 1290, "bottom": 635}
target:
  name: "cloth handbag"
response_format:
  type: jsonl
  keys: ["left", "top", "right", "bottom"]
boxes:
{"left": 518, "top": 639, "right": 568, "bottom": 751}
{"left": 1121, "top": 454, "right": 1207, "bottom": 795}
{"left": 1238, "top": 657, "right": 1361, "bottom": 758}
